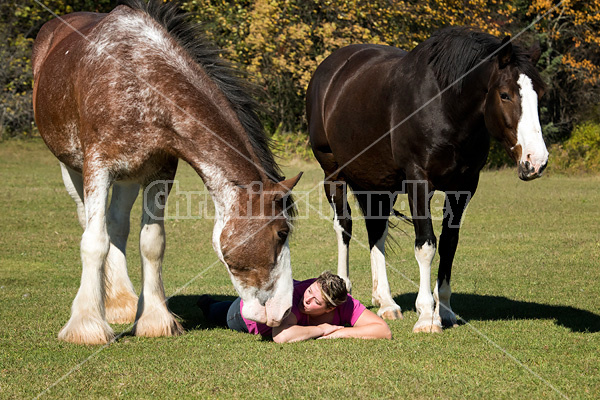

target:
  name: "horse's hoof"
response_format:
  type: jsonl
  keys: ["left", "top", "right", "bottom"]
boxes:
{"left": 105, "top": 292, "right": 138, "bottom": 324}
{"left": 58, "top": 316, "right": 114, "bottom": 345}
{"left": 133, "top": 313, "right": 184, "bottom": 337}
{"left": 378, "top": 305, "right": 403, "bottom": 320}
{"left": 412, "top": 324, "right": 443, "bottom": 333}
{"left": 412, "top": 316, "right": 443, "bottom": 333}
{"left": 441, "top": 316, "right": 459, "bottom": 328}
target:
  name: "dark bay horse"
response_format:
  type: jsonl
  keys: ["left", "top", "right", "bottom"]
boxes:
{"left": 307, "top": 27, "right": 548, "bottom": 333}
{"left": 33, "top": 0, "right": 301, "bottom": 344}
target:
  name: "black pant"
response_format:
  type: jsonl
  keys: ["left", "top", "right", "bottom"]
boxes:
{"left": 205, "top": 297, "right": 248, "bottom": 333}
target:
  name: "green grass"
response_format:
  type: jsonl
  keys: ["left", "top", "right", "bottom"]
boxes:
{"left": 1, "top": 140, "right": 599, "bottom": 399}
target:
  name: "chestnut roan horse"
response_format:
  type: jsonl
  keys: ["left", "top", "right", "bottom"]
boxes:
{"left": 307, "top": 27, "right": 548, "bottom": 333}
{"left": 33, "top": 0, "right": 301, "bottom": 344}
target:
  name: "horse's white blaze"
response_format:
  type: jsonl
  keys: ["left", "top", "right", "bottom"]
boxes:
{"left": 202, "top": 162, "right": 292, "bottom": 326}
{"left": 516, "top": 74, "right": 549, "bottom": 173}
{"left": 263, "top": 240, "right": 293, "bottom": 326}
{"left": 238, "top": 240, "right": 293, "bottom": 327}
{"left": 332, "top": 201, "right": 351, "bottom": 290}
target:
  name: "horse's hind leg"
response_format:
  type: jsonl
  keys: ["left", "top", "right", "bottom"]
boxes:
{"left": 58, "top": 166, "right": 113, "bottom": 344}
{"left": 104, "top": 182, "right": 140, "bottom": 324}
{"left": 133, "top": 179, "right": 183, "bottom": 337}
{"left": 324, "top": 179, "right": 352, "bottom": 292}
{"left": 60, "top": 163, "right": 86, "bottom": 228}
{"left": 356, "top": 193, "right": 403, "bottom": 320}
{"left": 434, "top": 187, "right": 475, "bottom": 328}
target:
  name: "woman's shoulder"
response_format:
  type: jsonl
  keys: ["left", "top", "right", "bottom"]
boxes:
{"left": 338, "top": 294, "right": 367, "bottom": 325}
{"left": 292, "top": 278, "right": 316, "bottom": 296}
{"left": 293, "top": 278, "right": 316, "bottom": 289}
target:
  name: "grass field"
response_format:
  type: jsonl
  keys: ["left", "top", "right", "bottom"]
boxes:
{"left": 1, "top": 140, "right": 599, "bottom": 399}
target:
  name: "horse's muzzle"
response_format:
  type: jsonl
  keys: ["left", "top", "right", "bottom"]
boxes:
{"left": 518, "top": 160, "right": 547, "bottom": 181}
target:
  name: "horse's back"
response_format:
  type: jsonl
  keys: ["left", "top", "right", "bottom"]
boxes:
{"left": 33, "top": 6, "right": 181, "bottom": 176}
{"left": 32, "top": 12, "right": 106, "bottom": 78}
{"left": 307, "top": 44, "right": 407, "bottom": 125}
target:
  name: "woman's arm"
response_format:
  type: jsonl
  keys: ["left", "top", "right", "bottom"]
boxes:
{"left": 272, "top": 313, "right": 343, "bottom": 343}
{"left": 319, "top": 309, "right": 392, "bottom": 340}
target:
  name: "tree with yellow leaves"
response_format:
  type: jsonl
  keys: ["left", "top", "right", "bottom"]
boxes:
{"left": 528, "top": 0, "right": 600, "bottom": 141}
{"left": 185, "top": 0, "right": 521, "bottom": 132}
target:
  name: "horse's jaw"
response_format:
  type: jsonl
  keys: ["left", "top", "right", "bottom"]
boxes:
{"left": 239, "top": 240, "right": 293, "bottom": 327}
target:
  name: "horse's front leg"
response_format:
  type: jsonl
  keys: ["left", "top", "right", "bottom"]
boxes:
{"left": 132, "top": 180, "right": 184, "bottom": 338}
{"left": 408, "top": 180, "right": 441, "bottom": 333}
{"left": 58, "top": 168, "right": 113, "bottom": 344}
{"left": 434, "top": 186, "right": 476, "bottom": 328}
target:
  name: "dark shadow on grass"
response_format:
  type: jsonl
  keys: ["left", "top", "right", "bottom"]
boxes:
{"left": 168, "top": 294, "right": 274, "bottom": 341}
{"left": 394, "top": 292, "right": 600, "bottom": 333}
{"left": 168, "top": 294, "right": 237, "bottom": 331}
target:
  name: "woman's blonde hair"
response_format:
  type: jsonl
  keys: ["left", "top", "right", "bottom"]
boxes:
{"left": 315, "top": 271, "right": 348, "bottom": 308}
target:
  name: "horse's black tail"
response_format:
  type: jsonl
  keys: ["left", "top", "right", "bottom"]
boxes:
{"left": 391, "top": 209, "right": 413, "bottom": 226}
{"left": 383, "top": 209, "right": 413, "bottom": 256}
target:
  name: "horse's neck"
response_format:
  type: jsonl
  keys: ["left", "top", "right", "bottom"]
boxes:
{"left": 173, "top": 125, "right": 266, "bottom": 213}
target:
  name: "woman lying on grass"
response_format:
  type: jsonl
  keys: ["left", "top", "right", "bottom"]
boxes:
{"left": 198, "top": 271, "right": 392, "bottom": 343}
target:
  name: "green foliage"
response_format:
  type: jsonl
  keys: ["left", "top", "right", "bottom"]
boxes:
{"left": 184, "top": 0, "right": 517, "bottom": 132}
{"left": 528, "top": 0, "right": 600, "bottom": 142}
{"left": 3, "top": 0, "right": 600, "bottom": 171}
{"left": 0, "top": 30, "right": 35, "bottom": 139}
{"left": 549, "top": 122, "right": 600, "bottom": 174}
{"left": 0, "top": 0, "right": 113, "bottom": 140}
{"left": 271, "top": 126, "right": 315, "bottom": 161}
{"left": 485, "top": 140, "right": 513, "bottom": 169}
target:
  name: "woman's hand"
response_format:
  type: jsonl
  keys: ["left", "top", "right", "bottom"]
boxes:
{"left": 318, "top": 309, "right": 392, "bottom": 340}
{"left": 318, "top": 323, "right": 344, "bottom": 337}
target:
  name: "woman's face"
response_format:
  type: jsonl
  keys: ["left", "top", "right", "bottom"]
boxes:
{"left": 300, "top": 282, "right": 332, "bottom": 316}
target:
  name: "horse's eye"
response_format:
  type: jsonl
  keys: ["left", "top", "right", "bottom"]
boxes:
{"left": 500, "top": 92, "right": 511, "bottom": 101}
{"left": 277, "top": 230, "right": 289, "bottom": 242}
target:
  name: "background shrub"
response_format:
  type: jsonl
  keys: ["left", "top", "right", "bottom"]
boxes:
{"left": 549, "top": 122, "right": 600, "bottom": 174}
{"left": 2, "top": 0, "right": 599, "bottom": 172}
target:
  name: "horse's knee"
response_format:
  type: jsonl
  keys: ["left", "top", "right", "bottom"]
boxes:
{"left": 140, "top": 223, "right": 165, "bottom": 262}
{"left": 81, "top": 229, "right": 110, "bottom": 265}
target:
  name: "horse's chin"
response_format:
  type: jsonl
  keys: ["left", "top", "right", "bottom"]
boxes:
{"left": 518, "top": 161, "right": 547, "bottom": 181}
{"left": 241, "top": 297, "right": 292, "bottom": 327}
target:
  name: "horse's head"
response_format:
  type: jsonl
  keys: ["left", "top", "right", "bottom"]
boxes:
{"left": 216, "top": 172, "right": 302, "bottom": 327}
{"left": 484, "top": 37, "right": 549, "bottom": 181}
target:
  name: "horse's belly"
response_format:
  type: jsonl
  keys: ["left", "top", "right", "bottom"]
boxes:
{"left": 332, "top": 152, "right": 400, "bottom": 190}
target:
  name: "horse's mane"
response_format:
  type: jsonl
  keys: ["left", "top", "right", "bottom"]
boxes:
{"left": 116, "top": 0, "right": 285, "bottom": 185}
{"left": 416, "top": 27, "right": 545, "bottom": 94}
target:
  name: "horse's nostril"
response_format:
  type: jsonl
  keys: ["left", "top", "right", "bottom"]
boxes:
{"left": 282, "top": 306, "right": 291, "bottom": 320}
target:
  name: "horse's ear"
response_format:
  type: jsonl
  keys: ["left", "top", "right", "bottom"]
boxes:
{"left": 498, "top": 36, "right": 513, "bottom": 68}
{"left": 277, "top": 172, "right": 303, "bottom": 195}
{"left": 529, "top": 43, "right": 542, "bottom": 65}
